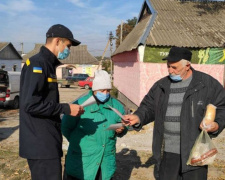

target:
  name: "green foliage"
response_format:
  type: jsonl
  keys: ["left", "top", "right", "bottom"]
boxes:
{"left": 115, "top": 17, "right": 137, "bottom": 48}
{"left": 127, "top": 17, "right": 137, "bottom": 27}
{"left": 110, "top": 85, "right": 118, "bottom": 98}
{"left": 95, "top": 56, "right": 109, "bottom": 61}
{"left": 101, "top": 60, "right": 113, "bottom": 74}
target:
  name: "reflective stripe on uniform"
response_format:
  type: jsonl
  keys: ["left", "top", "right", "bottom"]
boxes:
{"left": 26, "top": 59, "right": 30, "bottom": 66}
{"left": 48, "top": 78, "right": 57, "bottom": 83}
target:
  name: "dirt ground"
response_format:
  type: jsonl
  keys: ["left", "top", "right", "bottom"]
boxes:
{"left": 0, "top": 86, "right": 225, "bottom": 180}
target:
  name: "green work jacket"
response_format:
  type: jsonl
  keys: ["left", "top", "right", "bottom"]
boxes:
{"left": 61, "top": 90, "right": 127, "bottom": 180}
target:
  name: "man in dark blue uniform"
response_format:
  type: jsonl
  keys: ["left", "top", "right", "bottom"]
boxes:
{"left": 19, "top": 24, "right": 84, "bottom": 180}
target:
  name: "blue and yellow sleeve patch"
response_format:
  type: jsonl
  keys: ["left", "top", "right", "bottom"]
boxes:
{"left": 33, "top": 67, "right": 42, "bottom": 73}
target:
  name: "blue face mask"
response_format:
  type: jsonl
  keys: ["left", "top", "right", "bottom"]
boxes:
{"left": 96, "top": 92, "right": 110, "bottom": 102}
{"left": 169, "top": 74, "right": 182, "bottom": 82}
{"left": 57, "top": 47, "right": 70, "bottom": 60}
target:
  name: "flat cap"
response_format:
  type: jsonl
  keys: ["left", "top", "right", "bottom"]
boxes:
{"left": 162, "top": 46, "right": 192, "bottom": 62}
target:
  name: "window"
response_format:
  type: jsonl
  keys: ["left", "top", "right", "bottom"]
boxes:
{"left": 1, "top": 65, "right": 5, "bottom": 70}
{"left": 13, "top": 64, "right": 17, "bottom": 71}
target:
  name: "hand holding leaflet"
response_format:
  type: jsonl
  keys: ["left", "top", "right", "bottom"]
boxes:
{"left": 107, "top": 104, "right": 130, "bottom": 124}
{"left": 81, "top": 96, "right": 96, "bottom": 107}
{"left": 106, "top": 104, "right": 126, "bottom": 131}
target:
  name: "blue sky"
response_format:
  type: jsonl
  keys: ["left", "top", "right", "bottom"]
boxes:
{"left": 0, "top": 0, "right": 143, "bottom": 57}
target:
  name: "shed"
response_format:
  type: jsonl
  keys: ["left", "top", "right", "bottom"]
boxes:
{"left": 0, "top": 42, "right": 23, "bottom": 72}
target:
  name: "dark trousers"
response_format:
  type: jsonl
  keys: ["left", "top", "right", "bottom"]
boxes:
{"left": 27, "top": 159, "right": 62, "bottom": 180}
{"left": 63, "top": 167, "right": 105, "bottom": 180}
{"left": 159, "top": 152, "right": 208, "bottom": 180}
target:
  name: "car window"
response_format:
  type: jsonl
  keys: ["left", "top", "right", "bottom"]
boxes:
{"left": 0, "top": 73, "right": 8, "bottom": 82}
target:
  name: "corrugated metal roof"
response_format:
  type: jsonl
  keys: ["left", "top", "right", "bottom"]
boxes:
{"left": 113, "top": 0, "right": 225, "bottom": 56}
{"left": 22, "top": 44, "right": 98, "bottom": 65}
{"left": 113, "top": 15, "right": 151, "bottom": 55}
{"left": 147, "top": 0, "right": 225, "bottom": 47}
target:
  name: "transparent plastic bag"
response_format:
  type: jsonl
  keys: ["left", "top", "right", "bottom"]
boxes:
{"left": 187, "top": 130, "right": 218, "bottom": 166}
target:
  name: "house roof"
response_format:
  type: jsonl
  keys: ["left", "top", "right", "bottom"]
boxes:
{"left": 0, "top": 42, "right": 9, "bottom": 51}
{"left": 62, "top": 45, "right": 98, "bottom": 65}
{"left": 22, "top": 44, "right": 99, "bottom": 65}
{"left": 0, "top": 42, "right": 23, "bottom": 60}
{"left": 113, "top": 15, "right": 151, "bottom": 56}
{"left": 22, "top": 44, "right": 42, "bottom": 62}
{"left": 113, "top": 0, "right": 225, "bottom": 56}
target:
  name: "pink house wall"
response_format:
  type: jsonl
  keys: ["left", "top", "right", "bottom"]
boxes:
{"left": 140, "top": 63, "right": 225, "bottom": 105}
{"left": 113, "top": 51, "right": 225, "bottom": 106}
{"left": 114, "top": 62, "right": 140, "bottom": 105}
{"left": 113, "top": 50, "right": 140, "bottom": 105}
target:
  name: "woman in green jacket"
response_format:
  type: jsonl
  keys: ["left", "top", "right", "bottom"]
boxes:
{"left": 62, "top": 70, "right": 127, "bottom": 180}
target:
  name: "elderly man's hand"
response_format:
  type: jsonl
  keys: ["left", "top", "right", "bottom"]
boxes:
{"left": 200, "top": 121, "right": 219, "bottom": 133}
{"left": 122, "top": 114, "right": 140, "bottom": 126}
{"left": 69, "top": 104, "right": 84, "bottom": 116}
{"left": 115, "top": 126, "right": 125, "bottom": 134}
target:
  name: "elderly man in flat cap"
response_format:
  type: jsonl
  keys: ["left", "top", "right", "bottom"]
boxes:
{"left": 123, "top": 46, "right": 225, "bottom": 180}
{"left": 19, "top": 24, "right": 84, "bottom": 180}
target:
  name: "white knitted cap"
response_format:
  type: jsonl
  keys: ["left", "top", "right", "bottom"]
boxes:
{"left": 92, "top": 70, "right": 112, "bottom": 91}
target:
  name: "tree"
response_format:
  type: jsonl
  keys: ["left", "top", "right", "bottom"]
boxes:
{"left": 115, "top": 17, "right": 137, "bottom": 48}
{"left": 101, "top": 59, "right": 111, "bottom": 74}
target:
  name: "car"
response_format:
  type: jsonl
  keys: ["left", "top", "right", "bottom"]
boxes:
{"left": 66, "top": 73, "right": 89, "bottom": 82}
{"left": 57, "top": 79, "right": 74, "bottom": 88}
{"left": 78, "top": 77, "right": 94, "bottom": 89}
{"left": 0, "top": 70, "right": 21, "bottom": 109}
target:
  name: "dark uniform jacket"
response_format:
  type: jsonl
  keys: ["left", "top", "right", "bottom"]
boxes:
{"left": 19, "top": 46, "right": 70, "bottom": 159}
{"left": 133, "top": 68, "right": 225, "bottom": 178}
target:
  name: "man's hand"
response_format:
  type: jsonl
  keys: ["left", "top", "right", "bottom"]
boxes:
{"left": 200, "top": 121, "right": 219, "bottom": 133}
{"left": 115, "top": 126, "right": 125, "bottom": 134}
{"left": 69, "top": 104, "right": 84, "bottom": 116}
{"left": 122, "top": 114, "right": 140, "bottom": 126}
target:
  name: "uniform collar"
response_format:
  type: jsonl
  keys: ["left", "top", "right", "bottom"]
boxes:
{"left": 41, "top": 46, "right": 62, "bottom": 67}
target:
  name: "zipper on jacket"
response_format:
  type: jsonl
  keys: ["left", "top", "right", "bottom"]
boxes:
{"left": 191, "top": 100, "right": 194, "bottom": 118}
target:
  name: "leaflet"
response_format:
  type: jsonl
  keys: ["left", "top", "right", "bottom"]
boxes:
{"left": 81, "top": 96, "right": 96, "bottom": 107}
{"left": 107, "top": 123, "right": 124, "bottom": 130}
{"left": 107, "top": 104, "right": 124, "bottom": 119}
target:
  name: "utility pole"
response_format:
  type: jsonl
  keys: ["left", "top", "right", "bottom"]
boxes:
{"left": 20, "top": 42, "right": 24, "bottom": 54}
{"left": 109, "top": 31, "right": 113, "bottom": 81}
{"left": 97, "top": 39, "right": 110, "bottom": 70}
